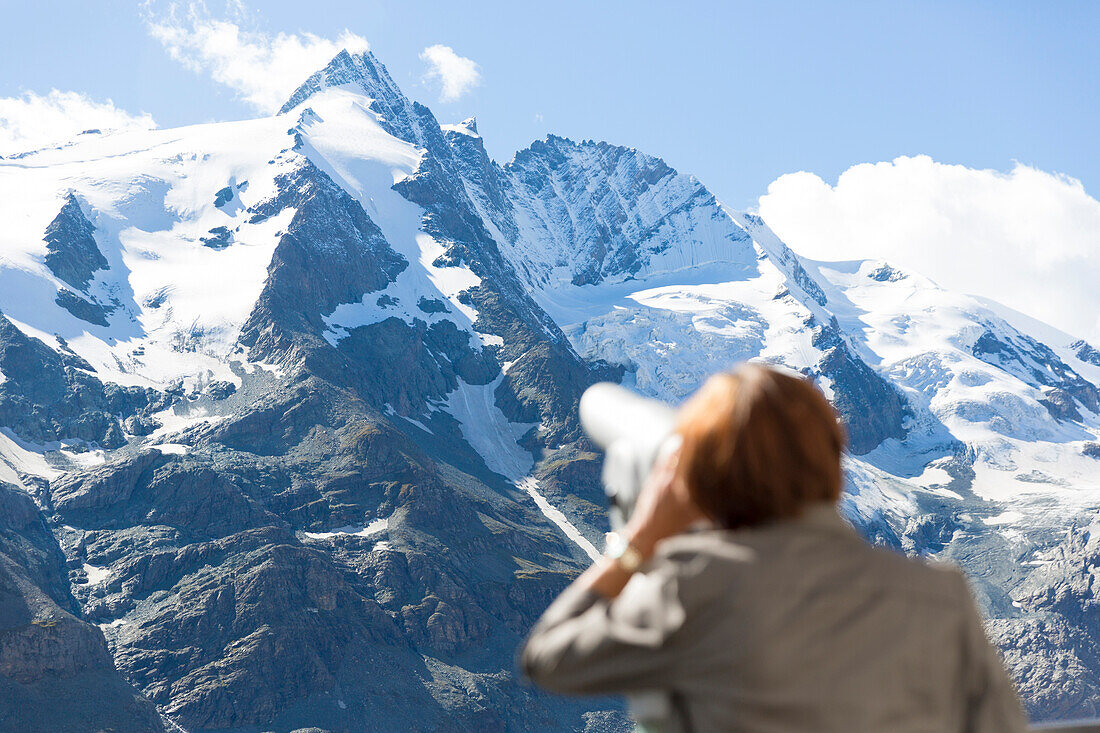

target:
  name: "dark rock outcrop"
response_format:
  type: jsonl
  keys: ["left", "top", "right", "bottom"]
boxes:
{"left": 1071, "top": 339, "right": 1100, "bottom": 368}
{"left": 239, "top": 159, "right": 407, "bottom": 363}
{"left": 54, "top": 288, "right": 112, "bottom": 326}
{"left": 973, "top": 329, "right": 1100, "bottom": 420}
{"left": 200, "top": 226, "right": 233, "bottom": 249}
{"left": 213, "top": 186, "right": 234, "bottom": 208}
{"left": 0, "top": 313, "right": 158, "bottom": 447}
{"left": 812, "top": 318, "right": 909, "bottom": 453}
{"left": 43, "top": 193, "right": 108, "bottom": 291}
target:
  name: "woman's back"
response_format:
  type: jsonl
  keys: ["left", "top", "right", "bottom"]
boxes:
{"left": 522, "top": 366, "right": 1025, "bottom": 731}
{"left": 522, "top": 504, "right": 1026, "bottom": 732}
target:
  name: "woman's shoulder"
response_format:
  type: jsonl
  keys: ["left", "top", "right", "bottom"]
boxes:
{"left": 655, "top": 529, "right": 760, "bottom": 564}
{"left": 644, "top": 529, "right": 760, "bottom": 609}
{"left": 863, "top": 543, "right": 974, "bottom": 606}
{"left": 650, "top": 516, "right": 973, "bottom": 610}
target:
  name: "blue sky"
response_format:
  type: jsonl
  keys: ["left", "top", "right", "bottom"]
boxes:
{"left": 2, "top": 0, "right": 1097, "bottom": 208}
{"left": 3, "top": 0, "right": 1100, "bottom": 342}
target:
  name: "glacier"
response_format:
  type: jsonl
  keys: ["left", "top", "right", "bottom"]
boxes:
{"left": 0, "top": 46, "right": 1097, "bottom": 730}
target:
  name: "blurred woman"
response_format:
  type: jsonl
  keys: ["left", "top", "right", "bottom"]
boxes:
{"left": 521, "top": 363, "right": 1026, "bottom": 732}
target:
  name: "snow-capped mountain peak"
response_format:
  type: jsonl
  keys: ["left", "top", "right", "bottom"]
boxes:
{"left": 280, "top": 48, "right": 407, "bottom": 116}
{"left": 441, "top": 116, "right": 479, "bottom": 138}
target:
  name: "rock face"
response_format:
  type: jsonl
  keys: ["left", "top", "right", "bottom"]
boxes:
{"left": 973, "top": 519, "right": 1100, "bottom": 721}
{"left": 1072, "top": 339, "right": 1100, "bottom": 368}
{"left": 504, "top": 136, "right": 685, "bottom": 286}
{"left": 45, "top": 380, "right": 618, "bottom": 732}
{"left": 0, "top": 46, "right": 1098, "bottom": 730}
{"left": 0, "top": 313, "right": 157, "bottom": 448}
{"left": 239, "top": 158, "right": 408, "bottom": 363}
{"left": 973, "top": 329, "right": 1100, "bottom": 420}
{"left": 491, "top": 135, "right": 760, "bottom": 291}
{"left": 54, "top": 288, "right": 113, "bottom": 326}
{"left": 39, "top": 192, "right": 126, "bottom": 330}
{"left": 43, "top": 193, "right": 108, "bottom": 292}
{"left": 0, "top": 483, "right": 164, "bottom": 732}
{"left": 811, "top": 318, "right": 909, "bottom": 454}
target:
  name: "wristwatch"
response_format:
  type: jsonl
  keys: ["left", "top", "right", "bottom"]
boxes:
{"left": 603, "top": 532, "right": 645, "bottom": 574}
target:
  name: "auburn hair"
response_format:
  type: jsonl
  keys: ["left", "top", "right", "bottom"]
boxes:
{"left": 675, "top": 363, "right": 846, "bottom": 529}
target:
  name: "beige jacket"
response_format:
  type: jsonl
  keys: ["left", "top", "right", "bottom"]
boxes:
{"left": 521, "top": 503, "right": 1027, "bottom": 732}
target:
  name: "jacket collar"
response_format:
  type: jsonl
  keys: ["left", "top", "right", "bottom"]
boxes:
{"left": 690, "top": 501, "right": 858, "bottom": 540}
{"left": 792, "top": 501, "right": 857, "bottom": 535}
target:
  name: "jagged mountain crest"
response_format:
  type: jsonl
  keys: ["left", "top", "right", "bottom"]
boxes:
{"left": 454, "top": 116, "right": 478, "bottom": 135}
{"left": 280, "top": 48, "right": 407, "bottom": 116}
{"left": 279, "top": 51, "right": 614, "bottom": 449}
{"left": 499, "top": 134, "right": 740, "bottom": 288}
{"left": 281, "top": 48, "right": 437, "bottom": 149}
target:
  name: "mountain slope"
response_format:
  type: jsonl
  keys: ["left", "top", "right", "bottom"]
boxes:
{"left": 0, "top": 47, "right": 1098, "bottom": 729}
{"left": 0, "top": 50, "right": 622, "bottom": 732}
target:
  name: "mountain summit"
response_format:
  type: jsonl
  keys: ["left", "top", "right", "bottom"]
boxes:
{"left": 280, "top": 48, "right": 407, "bottom": 115}
{"left": 0, "top": 47, "right": 1098, "bottom": 730}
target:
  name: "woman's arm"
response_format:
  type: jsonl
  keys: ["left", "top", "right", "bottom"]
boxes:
{"left": 519, "top": 558, "right": 690, "bottom": 695}
{"left": 519, "top": 450, "right": 705, "bottom": 694}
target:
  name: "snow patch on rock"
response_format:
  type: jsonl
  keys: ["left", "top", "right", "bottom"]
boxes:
{"left": 517, "top": 477, "right": 600, "bottom": 562}
{"left": 446, "top": 375, "right": 535, "bottom": 479}
{"left": 303, "top": 517, "right": 389, "bottom": 540}
{"left": 82, "top": 563, "right": 110, "bottom": 585}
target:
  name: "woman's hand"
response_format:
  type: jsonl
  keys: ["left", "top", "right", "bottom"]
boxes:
{"left": 624, "top": 446, "right": 706, "bottom": 559}
{"left": 582, "top": 447, "right": 705, "bottom": 600}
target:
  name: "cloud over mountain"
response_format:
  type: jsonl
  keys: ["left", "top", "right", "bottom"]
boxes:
{"left": 0, "top": 90, "right": 155, "bottom": 156}
{"left": 420, "top": 44, "right": 481, "bottom": 102}
{"left": 758, "top": 155, "right": 1100, "bottom": 345}
{"left": 147, "top": 4, "right": 369, "bottom": 113}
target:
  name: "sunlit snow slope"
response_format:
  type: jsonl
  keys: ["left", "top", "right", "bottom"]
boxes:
{"left": 0, "top": 47, "right": 1098, "bottom": 725}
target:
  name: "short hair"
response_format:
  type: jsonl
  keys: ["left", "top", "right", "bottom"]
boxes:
{"left": 675, "top": 363, "right": 846, "bottom": 529}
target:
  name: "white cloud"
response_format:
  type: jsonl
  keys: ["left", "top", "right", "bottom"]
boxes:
{"left": 147, "top": 4, "right": 369, "bottom": 113}
{"left": 0, "top": 90, "right": 156, "bottom": 156}
{"left": 757, "top": 155, "right": 1100, "bottom": 346}
{"left": 419, "top": 45, "right": 481, "bottom": 103}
